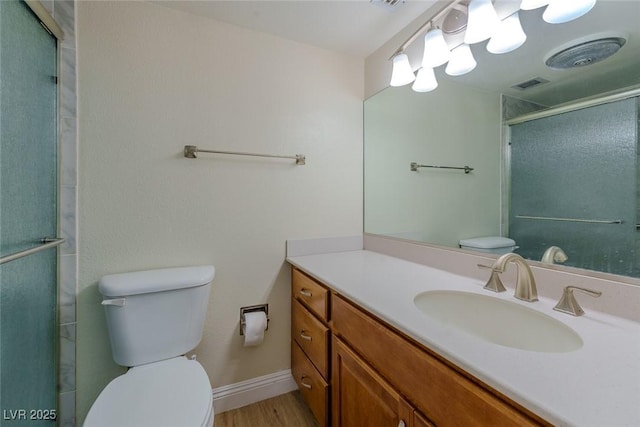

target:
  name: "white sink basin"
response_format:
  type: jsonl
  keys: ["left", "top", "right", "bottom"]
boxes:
{"left": 414, "top": 291, "right": 582, "bottom": 353}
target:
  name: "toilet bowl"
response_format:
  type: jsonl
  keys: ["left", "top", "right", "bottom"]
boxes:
{"left": 84, "top": 266, "right": 216, "bottom": 427}
{"left": 84, "top": 357, "right": 213, "bottom": 427}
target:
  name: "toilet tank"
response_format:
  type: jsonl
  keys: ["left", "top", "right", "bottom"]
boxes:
{"left": 459, "top": 237, "right": 518, "bottom": 255}
{"left": 99, "top": 266, "right": 215, "bottom": 367}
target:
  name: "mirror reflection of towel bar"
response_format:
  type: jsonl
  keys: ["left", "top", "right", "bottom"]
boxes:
{"left": 410, "top": 162, "right": 474, "bottom": 174}
{"left": 516, "top": 215, "right": 623, "bottom": 225}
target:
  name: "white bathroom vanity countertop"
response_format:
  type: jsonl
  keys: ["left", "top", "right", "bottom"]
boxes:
{"left": 287, "top": 250, "right": 640, "bottom": 427}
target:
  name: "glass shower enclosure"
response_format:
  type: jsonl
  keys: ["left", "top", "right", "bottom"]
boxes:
{"left": 1, "top": 0, "right": 61, "bottom": 424}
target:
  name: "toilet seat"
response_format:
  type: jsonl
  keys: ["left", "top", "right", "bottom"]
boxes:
{"left": 83, "top": 357, "right": 213, "bottom": 427}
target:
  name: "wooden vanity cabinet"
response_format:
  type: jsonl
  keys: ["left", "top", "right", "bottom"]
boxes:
{"left": 290, "top": 267, "right": 549, "bottom": 427}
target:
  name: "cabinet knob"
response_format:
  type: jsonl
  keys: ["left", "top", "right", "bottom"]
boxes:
{"left": 299, "top": 288, "right": 312, "bottom": 298}
{"left": 398, "top": 421, "right": 406, "bottom": 427}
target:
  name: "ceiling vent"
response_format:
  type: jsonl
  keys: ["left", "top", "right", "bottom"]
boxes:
{"left": 545, "top": 37, "right": 626, "bottom": 70}
{"left": 512, "top": 77, "right": 550, "bottom": 90}
{"left": 370, "top": 0, "right": 405, "bottom": 12}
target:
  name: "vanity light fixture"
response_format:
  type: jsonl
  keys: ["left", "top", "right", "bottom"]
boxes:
{"left": 445, "top": 44, "right": 477, "bottom": 76}
{"left": 421, "top": 28, "right": 451, "bottom": 68}
{"left": 412, "top": 67, "right": 439, "bottom": 92}
{"left": 387, "top": 0, "right": 597, "bottom": 92}
{"left": 487, "top": 11, "right": 527, "bottom": 54}
{"left": 543, "top": 0, "right": 597, "bottom": 24}
{"left": 390, "top": 52, "right": 416, "bottom": 87}
{"left": 464, "top": 0, "right": 500, "bottom": 44}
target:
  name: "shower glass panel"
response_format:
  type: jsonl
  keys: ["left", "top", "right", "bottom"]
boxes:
{"left": 1, "top": 0, "right": 58, "bottom": 424}
{"left": 509, "top": 98, "right": 638, "bottom": 277}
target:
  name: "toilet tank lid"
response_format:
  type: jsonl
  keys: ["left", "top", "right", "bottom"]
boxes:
{"left": 459, "top": 237, "right": 516, "bottom": 249}
{"left": 99, "top": 266, "right": 215, "bottom": 297}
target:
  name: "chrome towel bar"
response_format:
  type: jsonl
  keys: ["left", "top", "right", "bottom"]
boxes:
{"left": 410, "top": 162, "right": 474, "bottom": 174}
{"left": 0, "top": 237, "right": 65, "bottom": 265}
{"left": 515, "top": 215, "right": 623, "bottom": 225}
{"left": 184, "top": 145, "right": 305, "bottom": 165}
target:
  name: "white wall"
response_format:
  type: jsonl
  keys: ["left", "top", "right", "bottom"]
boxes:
{"left": 364, "top": 81, "right": 502, "bottom": 247}
{"left": 76, "top": 1, "right": 363, "bottom": 422}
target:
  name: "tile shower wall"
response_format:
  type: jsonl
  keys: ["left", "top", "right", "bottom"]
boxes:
{"left": 42, "top": 1, "right": 77, "bottom": 426}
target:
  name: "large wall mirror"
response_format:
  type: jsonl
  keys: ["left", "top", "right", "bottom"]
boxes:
{"left": 364, "top": 1, "right": 640, "bottom": 280}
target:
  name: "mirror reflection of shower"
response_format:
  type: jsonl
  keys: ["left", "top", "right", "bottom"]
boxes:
{"left": 507, "top": 96, "right": 639, "bottom": 277}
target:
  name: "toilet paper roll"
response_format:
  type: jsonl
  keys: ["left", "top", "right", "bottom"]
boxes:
{"left": 243, "top": 311, "right": 268, "bottom": 347}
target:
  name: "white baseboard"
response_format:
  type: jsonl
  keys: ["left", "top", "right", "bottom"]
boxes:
{"left": 212, "top": 370, "right": 298, "bottom": 414}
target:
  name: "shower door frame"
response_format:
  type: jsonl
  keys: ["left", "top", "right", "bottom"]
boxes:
{"left": 2, "top": 1, "right": 77, "bottom": 425}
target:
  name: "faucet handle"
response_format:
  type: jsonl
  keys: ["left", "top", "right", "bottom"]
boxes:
{"left": 478, "top": 264, "right": 507, "bottom": 293}
{"left": 553, "top": 286, "right": 602, "bottom": 316}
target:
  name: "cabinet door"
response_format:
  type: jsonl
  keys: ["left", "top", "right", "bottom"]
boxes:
{"left": 332, "top": 336, "right": 414, "bottom": 427}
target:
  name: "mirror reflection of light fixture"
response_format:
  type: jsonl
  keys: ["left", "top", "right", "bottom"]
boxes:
{"left": 412, "top": 67, "right": 438, "bottom": 92}
{"left": 487, "top": 12, "right": 527, "bottom": 54}
{"left": 519, "top": 0, "right": 550, "bottom": 10}
{"left": 421, "top": 29, "right": 451, "bottom": 68}
{"left": 390, "top": 53, "right": 416, "bottom": 87}
{"left": 543, "top": 0, "right": 597, "bottom": 24}
{"left": 387, "top": 0, "right": 597, "bottom": 91}
{"left": 464, "top": 0, "right": 500, "bottom": 44}
{"left": 445, "top": 44, "right": 477, "bottom": 76}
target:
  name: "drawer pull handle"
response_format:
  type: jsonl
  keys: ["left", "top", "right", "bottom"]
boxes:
{"left": 299, "top": 288, "right": 312, "bottom": 297}
{"left": 300, "top": 331, "right": 312, "bottom": 341}
{"left": 300, "top": 376, "right": 312, "bottom": 389}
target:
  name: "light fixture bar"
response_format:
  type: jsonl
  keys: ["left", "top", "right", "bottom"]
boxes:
{"left": 388, "top": 0, "right": 466, "bottom": 61}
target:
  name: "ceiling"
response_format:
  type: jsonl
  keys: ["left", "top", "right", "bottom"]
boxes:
{"left": 155, "top": 1, "right": 640, "bottom": 106}
{"left": 155, "top": 0, "right": 437, "bottom": 58}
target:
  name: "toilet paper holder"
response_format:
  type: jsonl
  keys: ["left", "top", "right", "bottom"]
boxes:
{"left": 240, "top": 304, "right": 269, "bottom": 336}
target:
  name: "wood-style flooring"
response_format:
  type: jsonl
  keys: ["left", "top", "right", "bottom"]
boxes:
{"left": 214, "top": 391, "right": 318, "bottom": 427}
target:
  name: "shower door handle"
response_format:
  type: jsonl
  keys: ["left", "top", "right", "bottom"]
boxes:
{"left": 0, "top": 237, "right": 65, "bottom": 265}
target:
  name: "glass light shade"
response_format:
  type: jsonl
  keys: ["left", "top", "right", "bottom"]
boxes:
{"left": 519, "top": 0, "right": 550, "bottom": 10}
{"left": 445, "top": 44, "right": 477, "bottom": 76}
{"left": 390, "top": 53, "right": 416, "bottom": 87}
{"left": 464, "top": 0, "right": 500, "bottom": 44}
{"left": 421, "top": 29, "right": 451, "bottom": 68}
{"left": 412, "top": 68, "right": 438, "bottom": 92}
{"left": 543, "top": 0, "right": 596, "bottom": 24}
{"left": 487, "top": 12, "right": 527, "bottom": 54}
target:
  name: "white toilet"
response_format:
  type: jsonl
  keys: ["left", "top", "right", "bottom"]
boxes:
{"left": 84, "top": 265, "right": 216, "bottom": 427}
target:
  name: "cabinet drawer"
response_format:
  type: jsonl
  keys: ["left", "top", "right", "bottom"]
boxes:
{"left": 331, "top": 294, "right": 548, "bottom": 427}
{"left": 292, "top": 341, "right": 329, "bottom": 427}
{"left": 292, "top": 268, "right": 329, "bottom": 322}
{"left": 292, "top": 299, "right": 330, "bottom": 379}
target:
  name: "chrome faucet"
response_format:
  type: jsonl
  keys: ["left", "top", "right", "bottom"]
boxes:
{"left": 488, "top": 253, "right": 538, "bottom": 302}
{"left": 541, "top": 246, "right": 568, "bottom": 264}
